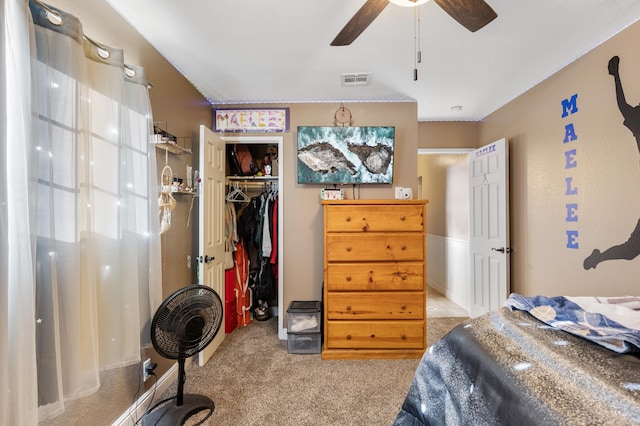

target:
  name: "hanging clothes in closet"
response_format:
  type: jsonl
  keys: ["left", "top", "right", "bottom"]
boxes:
{"left": 236, "top": 183, "right": 279, "bottom": 321}
{"left": 225, "top": 183, "right": 252, "bottom": 328}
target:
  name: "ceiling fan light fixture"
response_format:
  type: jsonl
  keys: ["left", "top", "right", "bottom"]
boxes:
{"left": 389, "top": 0, "right": 430, "bottom": 7}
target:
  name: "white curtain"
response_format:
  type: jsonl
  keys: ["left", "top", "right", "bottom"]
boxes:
{"left": 1, "top": 0, "right": 39, "bottom": 424}
{"left": 1, "top": 0, "right": 162, "bottom": 422}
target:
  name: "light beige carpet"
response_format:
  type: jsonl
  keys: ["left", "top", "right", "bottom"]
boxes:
{"left": 148, "top": 316, "right": 468, "bottom": 426}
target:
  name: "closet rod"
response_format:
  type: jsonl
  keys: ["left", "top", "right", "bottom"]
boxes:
{"left": 227, "top": 181, "right": 277, "bottom": 187}
{"left": 227, "top": 176, "right": 277, "bottom": 181}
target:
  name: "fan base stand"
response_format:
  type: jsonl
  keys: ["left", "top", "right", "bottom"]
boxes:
{"left": 141, "top": 394, "right": 214, "bottom": 426}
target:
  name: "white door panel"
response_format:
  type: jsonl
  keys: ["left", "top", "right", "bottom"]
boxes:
{"left": 469, "top": 138, "right": 510, "bottom": 317}
{"left": 199, "top": 125, "right": 226, "bottom": 366}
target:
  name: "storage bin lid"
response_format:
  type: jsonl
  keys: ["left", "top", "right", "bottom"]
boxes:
{"left": 287, "top": 300, "right": 321, "bottom": 312}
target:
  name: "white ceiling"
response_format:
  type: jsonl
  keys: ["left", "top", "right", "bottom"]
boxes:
{"left": 105, "top": 0, "right": 640, "bottom": 121}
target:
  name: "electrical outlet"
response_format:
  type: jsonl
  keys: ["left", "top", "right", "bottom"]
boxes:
{"left": 142, "top": 358, "right": 151, "bottom": 382}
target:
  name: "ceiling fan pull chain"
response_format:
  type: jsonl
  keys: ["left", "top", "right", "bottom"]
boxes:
{"left": 417, "top": 4, "right": 422, "bottom": 63}
{"left": 413, "top": 5, "right": 421, "bottom": 81}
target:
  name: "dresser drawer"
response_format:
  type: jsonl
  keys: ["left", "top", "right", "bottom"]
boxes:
{"left": 326, "top": 292, "right": 424, "bottom": 320}
{"left": 326, "top": 262, "right": 424, "bottom": 291}
{"left": 326, "top": 233, "right": 424, "bottom": 262}
{"left": 325, "top": 204, "right": 424, "bottom": 233}
{"left": 326, "top": 320, "right": 424, "bottom": 349}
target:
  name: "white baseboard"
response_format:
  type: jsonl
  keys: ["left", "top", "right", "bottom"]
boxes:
{"left": 111, "top": 361, "right": 179, "bottom": 426}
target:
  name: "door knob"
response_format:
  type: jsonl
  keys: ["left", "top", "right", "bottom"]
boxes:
{"left": 200, "top": 255, "right": 215, "bottom": 263}
{"left": 491, "top": 247, "right": 511, "bottom": 254}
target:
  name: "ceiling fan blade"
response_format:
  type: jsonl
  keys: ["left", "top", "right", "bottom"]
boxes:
{"left": 331, "top": 0, "right": 390, "bottom": 46}
{"left": 434, "top": 0, "right": 497, "bottom": 32}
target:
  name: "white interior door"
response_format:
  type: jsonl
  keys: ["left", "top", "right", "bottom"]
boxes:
{"left": 468, "top": 138, "right": 510, "bottom": 317}
{"left": 198, "top": 125, "right": 226, "bottom": 366}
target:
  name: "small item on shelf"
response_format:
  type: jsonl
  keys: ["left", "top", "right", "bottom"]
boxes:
{"left": 171, "top": 177, "right": 183, "bottom": 192}
{"left": 186, "top": 165, "right": 193, "bottom": 188}
{"left": 262, "top": 154, "right": 272, "bottom": 176}
{"left": 151, "top": 123, "right": 192, "bottom": 155}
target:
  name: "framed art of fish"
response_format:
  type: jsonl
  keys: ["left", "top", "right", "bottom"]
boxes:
{"left": 297, "top": 126, "right": 395, "bottom": 184}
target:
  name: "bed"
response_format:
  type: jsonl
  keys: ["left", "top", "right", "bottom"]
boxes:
{"left": 394, "top": 294, "right": 640, "bottom": 425}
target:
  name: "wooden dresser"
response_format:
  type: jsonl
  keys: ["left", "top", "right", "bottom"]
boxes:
{"left": 322, "top": 199, "right": 428, "bottom": 360}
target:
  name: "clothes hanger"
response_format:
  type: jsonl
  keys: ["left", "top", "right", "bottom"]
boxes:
{"left": 226, "top": 182, "right": 249, "bottom": 203}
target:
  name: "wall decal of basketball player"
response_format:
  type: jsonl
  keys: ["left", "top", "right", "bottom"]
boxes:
{"left": 584, "top": 56, "right": 640, "bottom": 270}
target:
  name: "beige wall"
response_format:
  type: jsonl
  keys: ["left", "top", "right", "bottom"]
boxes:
{"left": 480, "top": 20, "right": 640, "bottom": 297}
{"left": 219, "top": 102, "right": 420, "bottom": 308}
{"left": 416, "top": 121, "right": 475, "bottom": 242}
{"left": 418, "top": 21, "right": 640, "bottom": 299}
{"left": 418, "top": 121, "right": 479, "bottom": 149}
{"left": 418, "top": 154, "right": 469, "bottom": 240}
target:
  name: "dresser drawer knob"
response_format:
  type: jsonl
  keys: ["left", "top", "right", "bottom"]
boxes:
{"left": 345, "top": 246, "right": 352, "bottom": 252}
{"left": 346, "top": 334, "right": 352, "bottom": 340}
{"left": 346, "top": 275, "right": 352, "bottom": 281}
{"left": 400, "top": 304, "right": 406, "bottom": 310}
{"left": 400, "top": 215, "right": 406, "bottom": 221}
{"left": 400, "top": 245, "right": 407, "bottom": 251}
{"left": 370, "top": 334, "right": 376, "bottom": 339}
{"left": 345, "top": 216, "right": 351, "bottom": 222}
{"left": 346, "top": 305, "right": 352, "bottom": 311}
{"left": 401, "top": 334, "right": 407, "bottom": 340}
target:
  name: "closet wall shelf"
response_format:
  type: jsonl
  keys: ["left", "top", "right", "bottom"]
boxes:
{"left": 172, "top": 190, "right": 198, "bottom": 196}
{"left": 153, "top": 141, "right": 192, "bottom": 155}
{"left": 151, "top": 122, "right": 192, "bottom": 155}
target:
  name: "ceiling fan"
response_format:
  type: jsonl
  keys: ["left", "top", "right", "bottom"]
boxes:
{"left": 331, "top": 0, "right": 497, "bottom": 46}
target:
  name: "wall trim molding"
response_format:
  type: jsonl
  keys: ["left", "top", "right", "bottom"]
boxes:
{"left": 112, "top": 361, "right": 180, "bottom": 426}
{"left": 418, "top": 148, "right": 474, "bottom": 155}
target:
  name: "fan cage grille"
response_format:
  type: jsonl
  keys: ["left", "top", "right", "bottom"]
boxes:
{"left": 151, "top": 285, "right": 223, "bottom": 360}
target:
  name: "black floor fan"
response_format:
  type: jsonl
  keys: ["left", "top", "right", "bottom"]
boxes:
{"left": 141, "top": 284, "right": 223, "bottom": 426}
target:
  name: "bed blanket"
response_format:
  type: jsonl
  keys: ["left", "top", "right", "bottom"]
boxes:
{"left": 505, "top": 294, "right": 640, "bottom": 353}
{"left": 394, "top": 308, "right": 640, "bottom": 425}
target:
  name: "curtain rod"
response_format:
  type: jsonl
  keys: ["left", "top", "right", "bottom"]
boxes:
{"left": 30, "top": 0, "right": 153, "bottom": 89}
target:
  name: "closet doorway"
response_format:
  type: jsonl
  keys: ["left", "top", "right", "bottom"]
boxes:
{"left": 222, "top": 135, "right": 285, "bottom": 340}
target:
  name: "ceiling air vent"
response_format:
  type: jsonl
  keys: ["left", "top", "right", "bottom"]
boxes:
{"left": 341, "top": 72, "right": 371, "bottom": 87}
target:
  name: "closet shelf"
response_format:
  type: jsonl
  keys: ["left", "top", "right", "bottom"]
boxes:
{"left": 172, "top": 190, "right": 198, "bottom": 196}
{"left": 227, "top": 176, "right": 278, "bottom": 182}
{"left": 151, "top": 122, "right": 192, "bottom": 155}
{"left": 153, "top": 141, "right": 192, "bottom": 155}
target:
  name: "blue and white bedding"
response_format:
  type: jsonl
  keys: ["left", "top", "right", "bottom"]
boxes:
{"left": 504, "top": 293, "right": 640, "bottom": 353}
{"left": 395, "top": 302, "right": 640, "bottom": 425}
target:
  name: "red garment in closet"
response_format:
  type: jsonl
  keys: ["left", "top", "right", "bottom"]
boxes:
{"left": 233, "top": 240, "right": 252, "bottom": 327}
